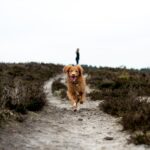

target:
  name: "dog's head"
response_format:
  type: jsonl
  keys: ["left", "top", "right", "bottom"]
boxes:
{"left": 63, "top": 65, "right": 84, "bottom": 82}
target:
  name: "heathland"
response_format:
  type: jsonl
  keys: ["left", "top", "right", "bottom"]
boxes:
{"left": 0, "top": 63, "right": 150, "bottom": 149}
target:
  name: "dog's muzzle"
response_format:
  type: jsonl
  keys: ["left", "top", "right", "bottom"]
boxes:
{"left": 70, "top": 75, "right": 77, "bottom": 82}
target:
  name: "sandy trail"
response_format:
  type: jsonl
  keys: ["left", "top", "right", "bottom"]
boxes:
{"left": 0, "top": 75, "right": 148, "bottom": 150}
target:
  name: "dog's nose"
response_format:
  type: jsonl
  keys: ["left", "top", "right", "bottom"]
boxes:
{"left": 72, "top": 73, "right": 75, "bottom": 76}
{"left": 71, "top": 72, "right": 76, "bottom": 76}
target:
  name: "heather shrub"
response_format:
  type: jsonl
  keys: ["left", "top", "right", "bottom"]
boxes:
{"left": 52, "top": 79, "right": 67, "bottom": 99}
{"left": 0, "top": 63, "right": 63, "bottom": 123}
{"left": 86, "top": 65, "right": 150, "bottom": 145}
{"left": 88, "top": 90, "right": 102, "bottom": 100}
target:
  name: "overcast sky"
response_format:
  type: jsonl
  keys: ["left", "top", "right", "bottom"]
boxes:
{"left": 0, "top": 0, "right": 150, "bottom": 68}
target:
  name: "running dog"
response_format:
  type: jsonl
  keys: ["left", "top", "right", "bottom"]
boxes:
{"left": 63, "top": 65, "right": 86, "bottom": 111}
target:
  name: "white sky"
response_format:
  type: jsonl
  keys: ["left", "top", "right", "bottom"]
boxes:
{"left": 0, "top": 0, "right": 150, "bottom": 68}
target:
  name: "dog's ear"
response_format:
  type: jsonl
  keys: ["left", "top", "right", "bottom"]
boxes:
{"left": 76, "top": 65, "right": 84, "bottom": 76}
{"left": 63, "top": 65, "right": 72, "bottom": 74}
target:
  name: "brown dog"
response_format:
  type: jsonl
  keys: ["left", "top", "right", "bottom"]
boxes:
{"left": 63, "top": 65, "right": 86, "bottom": 111}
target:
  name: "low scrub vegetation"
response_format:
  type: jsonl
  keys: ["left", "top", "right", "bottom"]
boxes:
{"left": 2, "top": 63, "right": 149, "bottom": 145}
{"left": 85, "top": 65, "right": 150, "bottom": 145}
{"left": 51, "top": 79, "right": 67, "bottom": 99}
{"left": 0, "top": 62, "right": 63, "bottom": 123}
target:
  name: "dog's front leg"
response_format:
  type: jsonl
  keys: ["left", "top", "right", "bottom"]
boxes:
{"left": 67, "top": 91, "right": 77, "bottom": 111}
{"left": 77, "top": 91, "right": 86, "bottom": 104}
{"left": 80, "top": 93, "right": 86, "bottom": 104}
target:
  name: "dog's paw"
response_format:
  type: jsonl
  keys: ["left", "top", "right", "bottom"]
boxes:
{"left": 72, "top": 106, "right": 77, "bottom": 112}
{"left": 73, "top": 102, "right": 77, "bottom": 112}
{"left": 73, "top": 102, "right": 77, "bottom": 107}
{"left": 73, "top": 108, "right": 77, "bottom": 112}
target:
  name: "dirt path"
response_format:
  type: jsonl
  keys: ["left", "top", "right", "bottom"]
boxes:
{"left": 0, "top": 75, "right": 148, "bottom": 150}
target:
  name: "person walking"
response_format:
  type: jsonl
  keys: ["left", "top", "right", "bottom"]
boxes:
{"left": 75, "top": 48, "right": 80, "bottom": 65}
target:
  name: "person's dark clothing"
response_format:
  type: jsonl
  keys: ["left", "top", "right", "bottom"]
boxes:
{"left": 76, "top": 51, "right": 80, "bottom": 65}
